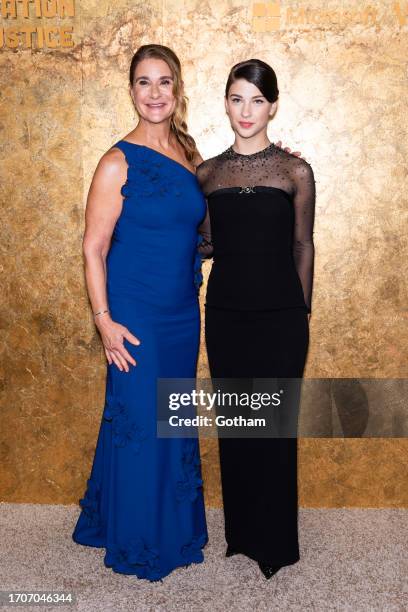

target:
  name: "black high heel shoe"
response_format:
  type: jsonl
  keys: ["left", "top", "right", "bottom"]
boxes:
{"left": 258, "top": 562, "right": 282, "bottom": 579}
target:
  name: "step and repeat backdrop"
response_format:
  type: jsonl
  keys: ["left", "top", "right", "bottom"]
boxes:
{"left": 1, "top": 0, "right": 407, "bottom": 506}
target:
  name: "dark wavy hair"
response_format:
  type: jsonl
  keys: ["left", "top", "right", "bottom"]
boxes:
{"left": 225, "top": 59, "right": 279, "bottom": 103}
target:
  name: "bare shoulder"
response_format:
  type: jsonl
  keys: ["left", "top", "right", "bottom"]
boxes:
{"left": 98, "top": 146, "right": 127, "bottom": 174}
{"left": 90, "top": 146, "right": 128, "bottom": 190}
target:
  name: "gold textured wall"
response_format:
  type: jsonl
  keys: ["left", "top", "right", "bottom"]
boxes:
{"left": 1, "top": 0, "right": 407, "bottom": 506}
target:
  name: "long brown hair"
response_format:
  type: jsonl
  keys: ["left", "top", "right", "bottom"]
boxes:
{"left": 129, "top": 44, "right": 198, "bottom": 164}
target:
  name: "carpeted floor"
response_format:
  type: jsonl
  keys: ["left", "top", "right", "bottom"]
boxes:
{"left": 0, "top": 504, "right": 406, "bottom": 611}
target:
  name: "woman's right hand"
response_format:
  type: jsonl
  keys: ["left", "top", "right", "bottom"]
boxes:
{"left": 95, "top": 315, "right": 141, "bottom": 372}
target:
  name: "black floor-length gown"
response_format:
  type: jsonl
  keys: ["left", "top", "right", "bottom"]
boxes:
{"left": 196, "top": 142, "right": 316, "bottom": 567}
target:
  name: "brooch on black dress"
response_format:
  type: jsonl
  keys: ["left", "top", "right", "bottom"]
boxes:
{"left": 238, "top": 186, "right": 256, "bottom": 194}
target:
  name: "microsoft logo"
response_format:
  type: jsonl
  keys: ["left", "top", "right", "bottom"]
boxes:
{"left": 252, "top": 1, "right": 281, "bottom": 32}
{"left": 251, "top": 1, "right": 408, "bottom": 31}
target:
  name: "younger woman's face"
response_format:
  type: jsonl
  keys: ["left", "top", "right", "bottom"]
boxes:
{"left": 225, "top": 78, "right": 277, "bottom": 139}
{"left": 130, "top": 58, "right": 176, "bottom": 124}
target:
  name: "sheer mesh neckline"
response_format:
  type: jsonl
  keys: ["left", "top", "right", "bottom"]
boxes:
{"left": 224, "top": 142, "right": 276, "bottom": 159}
{"left": 195, "top": 141, "right": 316, "bottom": 313}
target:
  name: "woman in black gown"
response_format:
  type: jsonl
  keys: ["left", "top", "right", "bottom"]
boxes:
{"left": 196, "top": 59, "right": 316, "bottom": 579}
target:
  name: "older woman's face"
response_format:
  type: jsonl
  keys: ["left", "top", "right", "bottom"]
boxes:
{"left": 225, "top": 78, "right": 277, "bottom": 139}
{"left": 130, "top": 58, "right": 176, "bottom": 124}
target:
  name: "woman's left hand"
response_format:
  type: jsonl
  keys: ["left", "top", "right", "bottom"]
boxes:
{"left": 275, "top": 140, "right": 305, "bottom": 160}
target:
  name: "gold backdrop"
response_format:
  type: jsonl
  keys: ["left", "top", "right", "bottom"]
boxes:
{"left": 1, "top": 0, "right": 407, "bottom": 506}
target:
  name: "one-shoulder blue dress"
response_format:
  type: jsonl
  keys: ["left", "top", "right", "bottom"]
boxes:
{"left": 72, "top": 140, "right": 208, "bottom": 581}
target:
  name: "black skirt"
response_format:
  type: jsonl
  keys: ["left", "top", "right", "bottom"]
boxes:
{"left": 205, "top": 305, "right": 309, "bottom": 567}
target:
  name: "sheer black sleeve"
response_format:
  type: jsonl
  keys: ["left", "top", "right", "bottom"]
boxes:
{"left": 197, "top": 201, "right": 213, "bottom": 258}
{"left": 291, "top": 160, "right": 316, "bottom": 314}
{"left": 196, "top": 162, "right": 214, "bottom": 258}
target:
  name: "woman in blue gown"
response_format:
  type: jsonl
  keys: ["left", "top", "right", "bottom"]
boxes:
{"left": 72, "top": 44, "right": 208, "bottom": 581}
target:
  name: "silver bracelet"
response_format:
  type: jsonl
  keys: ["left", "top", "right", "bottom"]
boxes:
{"left": 94, "top": 309, "right": 109, "bottom": 318}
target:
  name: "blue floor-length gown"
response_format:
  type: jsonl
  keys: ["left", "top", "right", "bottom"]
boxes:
{"left": 72, "top": 140, "right": 208, "bottom": 581}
